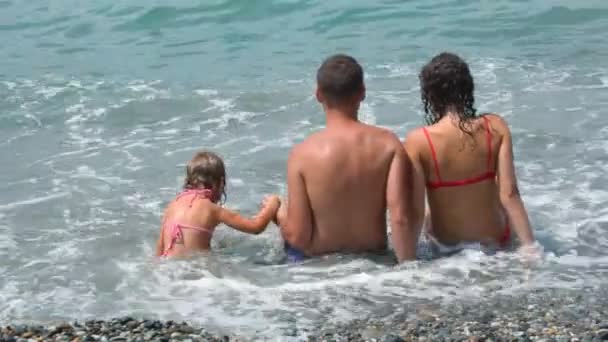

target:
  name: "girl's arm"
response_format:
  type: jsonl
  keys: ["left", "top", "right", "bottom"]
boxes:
{"left": 217, "top": 195, "right": 281, "bottom": 234}
{"left": 494, "top": 115, "right": 535, "bottom": 246}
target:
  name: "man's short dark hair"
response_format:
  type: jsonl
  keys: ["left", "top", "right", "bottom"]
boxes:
{"left": 316, "top": 54, "right": 364, "bottom": 105}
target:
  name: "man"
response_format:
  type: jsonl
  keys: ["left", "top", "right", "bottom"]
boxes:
{"left": 275, "top": 54, "right": 418, "bottom": 263}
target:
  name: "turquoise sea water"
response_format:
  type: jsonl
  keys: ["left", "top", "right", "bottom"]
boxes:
{"left": 1, "top": 0, "right": 608, "bottom": 338}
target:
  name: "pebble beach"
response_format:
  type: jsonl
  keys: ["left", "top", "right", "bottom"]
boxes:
{"left": 2, "top": 287, "right": 606, "bottom": 341}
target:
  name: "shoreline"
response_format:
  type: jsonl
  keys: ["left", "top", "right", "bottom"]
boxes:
{"left": 1, "top": 287, "right": 606, "bottom": 341}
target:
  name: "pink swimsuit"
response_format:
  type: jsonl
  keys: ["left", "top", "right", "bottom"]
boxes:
{"left": 161, "top": 189, "right": 216, "bottom": 257}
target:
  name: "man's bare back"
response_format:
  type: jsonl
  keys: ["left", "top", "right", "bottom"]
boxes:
{"left": 286, "top": 120, "right": 409, "bottom": 255}
{"left": 276, "top": 54, "right": 417, "bottom": 263}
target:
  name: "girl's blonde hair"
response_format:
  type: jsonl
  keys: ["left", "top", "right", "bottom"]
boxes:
{"left": 183, "top": 151, "right": 226, "bottom": 203}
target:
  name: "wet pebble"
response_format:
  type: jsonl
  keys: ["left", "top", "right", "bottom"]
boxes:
{"left": 109, "top": 337, "right": 127, "bottom": 342}
{"left": 597, "top": 329, "right": 608, "bottom": 340}
{"left": 378, "top": 334, "right": 404, "bottom": 342}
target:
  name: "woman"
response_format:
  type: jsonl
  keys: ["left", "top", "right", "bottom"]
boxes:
{"left": 404, "top": 52, "right": 537, "bottom": 258}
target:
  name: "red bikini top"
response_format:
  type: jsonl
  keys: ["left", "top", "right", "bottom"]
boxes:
{"left": 423, "top": 116, "right": 495, "bottom": 189}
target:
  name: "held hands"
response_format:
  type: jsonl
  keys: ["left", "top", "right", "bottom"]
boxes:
{"left": 261, "top": 195, "right": 281, "bottom": 213}
{"left": 272, "top": 197, "right": 287, "bottom": 228}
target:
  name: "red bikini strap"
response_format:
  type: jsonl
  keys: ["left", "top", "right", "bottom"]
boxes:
{"left": 422, "top": 127, "right": 441, "bottom": 182}
{"left": 483, "top": 116, "right": 492, "bottom": 172}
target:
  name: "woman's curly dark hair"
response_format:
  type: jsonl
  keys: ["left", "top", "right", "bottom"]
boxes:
{"left": 419, "top": 52, "right": 477, "bottom": 135}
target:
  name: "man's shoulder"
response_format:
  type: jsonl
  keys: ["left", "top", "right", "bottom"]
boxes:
{"left": 287, "top": 131, "right": 325, "bottom": 163}
{"left": 362, "top": 124, "right": 403, "bottom": 147}
{"left": 290, "top": 131, "right": 321, "bottom": 150}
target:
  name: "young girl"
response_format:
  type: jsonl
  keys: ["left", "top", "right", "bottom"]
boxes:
{"left": 403, "top": 52, "right": 538, "bottom": 259}
{"left": 156, "top": 151, "right": 281, "bottom": 258}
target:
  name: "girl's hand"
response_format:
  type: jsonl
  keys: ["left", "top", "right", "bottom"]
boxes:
{"left": 262, "top": 195, "right": 281, "bottom": 211}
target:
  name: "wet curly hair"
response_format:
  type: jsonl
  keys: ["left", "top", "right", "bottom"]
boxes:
{"left": 419, "top": 52, "right": 477, "bottom": 134}
{"left": 183, "top": 151, "right": 227, "bottom": 204}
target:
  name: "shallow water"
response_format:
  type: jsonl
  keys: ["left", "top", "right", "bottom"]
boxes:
{"left": 1, "top": 0, "right": 608, "bottom": 338}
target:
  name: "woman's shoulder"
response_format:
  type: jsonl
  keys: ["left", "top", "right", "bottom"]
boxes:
{"left": 403, "top": 126, "right": 429, "bottom": 151}
{"left": 480, "top": 113, "right": 511, "bottom": 135}
{"left": 481, "top": 112, "right": 507, "bottom": 125}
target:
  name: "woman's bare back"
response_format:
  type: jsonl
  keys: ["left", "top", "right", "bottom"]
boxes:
{"left": 419, "top": 114, "right": 506, "bottom": 245}
{"left": 405, "top": 114, "right": 527, "bottom": 247}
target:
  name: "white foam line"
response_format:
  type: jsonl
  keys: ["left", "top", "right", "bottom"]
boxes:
{"left": 0, "top": 192, "right": 69, "bottom": 211}
{"left": 552, "top": 254, "right": 608, "bottom": 267}
{"left": 364, "top": 103, "right": 379, "bottom": 124}
{"left": 194, "top": 89, "right": 219, "bottom": 97}
{"left": 244, "top": 136, "right": 294, "bottom": 154}
{"left": 213, "top": 136, "right": 253, "bottom": 149}
{"left": 0, "top": 130, "right": 37, "bottom": 147}
{"left": 1, "top": 178, "right": 39, "bottom": 189}
{"left": 2, "top": 81, "right": 17, "bottom": 90}
{"left": 178, "top": 264, "right": 424, "bottom": 293}
{"left": 269, "top": 97, "right": 313, "bottom": 113}
{"left": 164, "top": 146, "right": 204, "bottom": 156}
{"left": 27, "top": 146, "right": 100, "bottom": 167}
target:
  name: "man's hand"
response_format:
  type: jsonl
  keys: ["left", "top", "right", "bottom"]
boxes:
{"left": 273, "top": 198, "right": 287, "bottom": 227}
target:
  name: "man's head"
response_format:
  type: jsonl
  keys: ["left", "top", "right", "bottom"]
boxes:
{"left": 316, "top": 54, "right": 365, "bottom": 110}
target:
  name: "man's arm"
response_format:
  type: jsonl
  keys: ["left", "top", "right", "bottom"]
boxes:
{"left": 403, "top": 130, "right": 427, "bottom": 235}
{"left": 386, "top": 137, "right": 417, "bottom": 263}
{"left": 280, "top": 146, "right": 314, "bottom": 251}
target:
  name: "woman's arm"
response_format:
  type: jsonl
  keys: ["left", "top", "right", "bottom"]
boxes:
{"left": 217, "top": 195, "right": 281, "bottom": 234}
{"left": 494, "top": 115, "right": 535, "bottom": 246}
